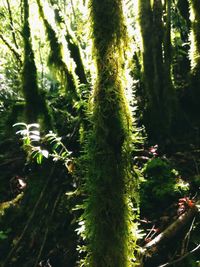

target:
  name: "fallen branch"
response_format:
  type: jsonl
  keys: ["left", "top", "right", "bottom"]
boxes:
{"left": 157, "top": 243, "right": 200, "bottom": 267}
{"left": 143, "top": 201, "right": 200, "bottom": 256}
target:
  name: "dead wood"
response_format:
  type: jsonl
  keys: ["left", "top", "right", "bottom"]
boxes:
{"left": 142, "top": 200, "right": 200, "bottom": 256}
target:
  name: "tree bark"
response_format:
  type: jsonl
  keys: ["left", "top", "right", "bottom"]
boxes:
{"left": 82, "top": 0, "right": 137, "bottom": 266}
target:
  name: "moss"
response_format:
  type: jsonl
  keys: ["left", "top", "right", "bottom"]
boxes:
{"left": 138, "top": 0, "right": 175, "bottom": 143}
{"left": 36, "top": 0, "right": 78, "bottom": 102}
{"left": 189, "top": 0, "right": 200, "bottom": 114}
{"left": 65, "top": 31, "right": 88, "bottom": 84}
{"left": 22, "top": 0, "right": 52, "bottom": 128}
{"left": 189, "top": 0, "right": 200, "bottom": 72}
{"left": 81, "top": 0, "right": 138, "bottom": 266}
{"left": 22, "top": 0, "right": 40, "bottom": 123}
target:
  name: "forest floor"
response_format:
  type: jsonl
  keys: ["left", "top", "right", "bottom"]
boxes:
{"left": 0, "top": 137, "right": 200, "bottom": 267}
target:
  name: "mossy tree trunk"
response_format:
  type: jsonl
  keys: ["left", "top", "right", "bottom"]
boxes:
{"left": 49, "top": 0, "right": 88, "bottom": 85}
{"left": 189, "top": 0, "right": 200, "bottom": 71}
{"left": 22, "top": 0, "right": 51, "bottom": 128}
{"left": 82, "top": 0, "right": 137, "bottom": 266}
{"left": 189, "top": 0, "right": 200, "bottom": 119}
{"left": 138, "top": 0, "right": 174, "bottom": 143}
{"left": 163, "top": 0, "right": 175, "bottom": 136}
{"left": 22, "top": 0, "right": 40, "bottom": 123}
{"left": 36, "top": 0, "right": 79, "bottom": 103}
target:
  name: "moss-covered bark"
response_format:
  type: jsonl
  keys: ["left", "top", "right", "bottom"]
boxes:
{"left": 82, "top": 0, "right": 137, "bottom": 266}
{"left": 138, "top": 0, "right": 174, "bottom": 143}
{"left": 22, "top": 0, "right": 52, "bottom": 128}
{"left": 65, "top": 31, "right": 88, "bottom": 85}
{"left": 189, "top": 0, "right": 200, "bottom": 111}
{"left": 22, "top": 0, "right": 40, "bottom": 123}
{"left": 48, "top": 0, "right": 88, "bottom": 84}
{"left": 36, "top": 0, "right": 78, "bottom": 102}
{"left": 189, "top": 0, "right": 200, "bottom": 72}
{"left": 163, "top": 0, "right": 175, "bottom": 135}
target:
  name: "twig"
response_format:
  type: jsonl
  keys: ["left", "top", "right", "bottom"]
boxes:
{"left": 181, "top": 216, "right": 196, "bottom": 254}
{"left": 5, "top": 0, "right": 19, "bottom": 49}
{"left": 0, "top": 33, "right": 22, "bottom": 66}
{"left": 157, "top": 243, "right": 200, "bottom": 267}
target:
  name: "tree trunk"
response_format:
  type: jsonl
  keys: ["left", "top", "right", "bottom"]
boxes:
{"left": 36, "top": 0, "right": 79, "bottom": 103}
{"left": 189, "top": 0, "right": 200, "bottom": 117}
{"left": 138, "top": 0, "right": 175, "bottom": 144}
{"left": 22, "top": 0, "right": 51, "bottom": 128}
{"left": 82, "top": 0, "right": 137, "bottom": 266}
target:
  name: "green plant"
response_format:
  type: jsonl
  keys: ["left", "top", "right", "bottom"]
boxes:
{"left": 13, "top": 122, "right": 72, "bottom": 167}
{"left": 140, "top": 157, "right": 190, "bottom": 215}
{"left": 0, "top": 230, "right": 8, "bottom": 240}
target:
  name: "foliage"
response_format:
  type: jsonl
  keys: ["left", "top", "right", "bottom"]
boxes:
{"left": 0, "top": 1, "right": 200, "bottom": 267}
{"left": 13, "top": 122, "right": 72, "bottom": 167}
{"left": 140, "top": 157, "right": 190, "bottom": 215}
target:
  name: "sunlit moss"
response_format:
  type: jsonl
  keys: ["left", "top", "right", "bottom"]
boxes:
{"left": 189, "top": 0, "right": 200, "bottom": 72}
{"left": 81, "top": 0, "right": 139, "bottom": 266}
{"left": 0, "top": 193, "right": 23, "bottom": 216}
{"left": 36, "top": 0, "right": 78, "bottom": 100}
{"left": 22, "top": 0, "right": 52, "bottom": 128}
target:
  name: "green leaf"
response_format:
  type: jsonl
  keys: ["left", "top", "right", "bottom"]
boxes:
{"left": 0, "top": 231, "right": 8, "bottom": 240}
{"left": 16, "top": 129, "right": 28, "bottom": 136}
{"left": 41, "top": 150, "right": 49, "bottom": 158}
{"left": 24, "top": 138, "right": 31, "bottom": 145}
{"left": 36, "top": 153, "right": 43, "bottom": 164}
{"left": 30, "top": 135, "right": 40, "bottom": 141}
{"left": 29, "top": 130, "right": 40, "bottom": 136}
{"left": 61, "top": 151, "right": 68, "bottom": 157}
{"left": 27, "top": 123, "right": 40, "bottom": 129}
{"left": 13, "top": 122, "right": 27, "bottom": 128}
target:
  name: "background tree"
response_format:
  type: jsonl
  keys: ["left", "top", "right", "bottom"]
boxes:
{"left": 138, "top": 0, "right": 175, "bottom": 144}
{"left": 188, "top": 0, "right": 200, "bottom": 125}
{"left": 22, "top": 0, "right": 51, "bottom": 127}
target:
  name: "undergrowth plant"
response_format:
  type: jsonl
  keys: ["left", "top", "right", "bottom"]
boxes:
{"left": 13, "top": 122, "right": 72, "bottom": 169}
{"left": 140, "top": 156, "right": 190, "bottom": 216}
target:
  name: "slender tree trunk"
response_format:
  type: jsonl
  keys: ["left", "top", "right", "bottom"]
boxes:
{"left": 189, "top": 0, "right": 200, "bottom": 114}
{"left": 49, "top": 0, "right": 88, "bottom": 85}
{"left": 138, "top": 0, "right": 161, "bottom": 141}
{"left": 163, "top": 0, "right": 174, "bottom": 134}
{"left": 36, "top": 0, "right": 78, "bottom": 102}
{"left": 6, "top": 0, "right": 19, "bottom": 50}
{"left": 189, "top": 0, "right": 200, "bottom": 72}
{"left": 138, "top": 0, "right": 174, "bottom": 143}
{"left": 22, "top": 0, "right": 40, "bottom": 122}
{"left": 22, "top": 0, "right": 51, "bottom": 128}
{"left": 82, "top": 0, "right": 137, "bottom": 266}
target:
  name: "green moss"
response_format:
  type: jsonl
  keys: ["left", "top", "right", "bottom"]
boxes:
{"left": 22, "top": 0, "right": 52, "bottom": 129}
{"left": 140, "top": 158, "right": 190, "bottom": 215}
{"left": 22, "top": 0, "right": 40, "bottom": 123}
{"left": 65, "top": 31, "right": 88, "bottom": 84}
{"left": 36, "top": 0, "right": 78, "bottom": 101}
{"left": 138, "top": 0, "right": 175, "bottom": 143}
{"left": 188, "top": 0, "right": 200, "bottom": 112}
{"left": 189, "top": 0, "right": 200, "bottom": 72}
{"left": 81, "top": 0, "right": 138, "bottom": 266}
